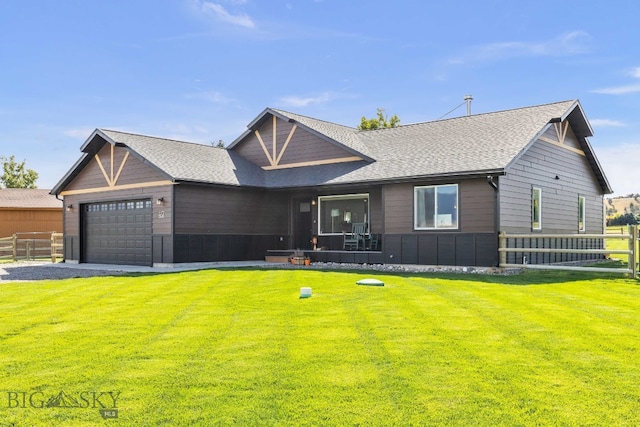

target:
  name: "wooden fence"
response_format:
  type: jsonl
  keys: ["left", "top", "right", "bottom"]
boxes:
{"left": 499, "top": 225, "right": 638, "bottom": 279}
{"left": 0, "top": 232, "right": 64, "bottom": 263}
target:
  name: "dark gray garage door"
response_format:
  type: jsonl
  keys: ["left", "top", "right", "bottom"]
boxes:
{"left": 82, "top": 199, "right": 152, "bottom": 266}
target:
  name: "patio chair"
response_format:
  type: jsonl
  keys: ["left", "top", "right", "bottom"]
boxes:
{"left": 367, "top": 233, "right": 381, "bottom": 251}
{"left": 343, "top": 222, "right": 366, "bottom": 250}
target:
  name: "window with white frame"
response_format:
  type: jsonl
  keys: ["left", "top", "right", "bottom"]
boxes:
{"left": 318, "top": 193, "right": 369, "bottom": 235}
{"left": 532, "top": 187, "right": 542, "bottom": 230}
{"left": 578, "top": 195, "right": 585, "bottom": 232}
{"left": 414, "top": 184, "right": 458, "bottom": 230}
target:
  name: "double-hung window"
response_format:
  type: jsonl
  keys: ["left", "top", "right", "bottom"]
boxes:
{"left": 414, "top": 184, "right": 458, "bottom": 230}
{"left": 532, "top": 187, "right": 542, "bottom": 230}
{"left": 578, "top": 195, "right": 586, "bottom": 232}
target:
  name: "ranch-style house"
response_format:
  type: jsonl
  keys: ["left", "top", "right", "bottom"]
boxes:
{"left": 51, "top": 99, "right": 611, "bottom": 267}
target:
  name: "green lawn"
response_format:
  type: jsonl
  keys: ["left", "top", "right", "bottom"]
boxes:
{"left": 607, "top": 226, "right": 637, "bottom": 263}
{"left": 1, "top": 268, "right": 639, "bottom": 426}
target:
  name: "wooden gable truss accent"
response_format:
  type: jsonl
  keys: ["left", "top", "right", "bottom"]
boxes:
{"left": 60, "top": 143, "right": 173, "bottom": 196}
{"left": 95, "top": 144, "right": 130, "bottom": 187}
{"left": 538, "top": 121, "right": 586, "bottom": 157}
{"left": 249, "top": 115, "right": 362, "bottom": 170}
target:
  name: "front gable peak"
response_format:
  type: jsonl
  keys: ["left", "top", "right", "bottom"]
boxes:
{"left": 228, "top": 109, "right": 373, "bottom": 170}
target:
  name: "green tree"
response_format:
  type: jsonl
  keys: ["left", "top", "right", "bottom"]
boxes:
{"left": 0, "top": 155, "right": 39, "bottom": 188}
{"left": 358, "top": 108, "right": 400, "bottom": 130}
{"left": 607, "top": 212, "right": 638, "bottom": 226}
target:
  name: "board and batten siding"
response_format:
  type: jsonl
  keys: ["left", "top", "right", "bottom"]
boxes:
{"left": 499, "top": 125, "right": 604, "bottom": 234}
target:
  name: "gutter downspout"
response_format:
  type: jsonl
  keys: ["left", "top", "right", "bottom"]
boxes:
{"left": 487, "top": 175, "right": 500, "bottom": 266}
{"left": 54, "top": 194, "right": 66, "bottom": 262}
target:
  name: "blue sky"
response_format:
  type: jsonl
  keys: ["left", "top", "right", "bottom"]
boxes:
{"left": 1, "top": 0, "right": 639, "bottom": 196}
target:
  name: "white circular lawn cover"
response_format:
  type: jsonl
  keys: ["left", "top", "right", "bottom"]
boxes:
{"left": 356, "top": 278, "right": 384, "bottom": 286}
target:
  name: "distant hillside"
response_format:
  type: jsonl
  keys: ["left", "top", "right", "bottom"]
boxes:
{"left": 605, "top": 194, "right": 640, "bottom": 218}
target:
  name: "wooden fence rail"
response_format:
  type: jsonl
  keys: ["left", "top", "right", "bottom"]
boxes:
{"left": 499, "top": 225, "right": 638, "bottom": 279}
{"left": 0, "top": 232, "right": 63, "bottom": 263}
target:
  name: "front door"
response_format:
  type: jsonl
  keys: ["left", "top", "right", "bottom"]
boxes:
{"left": 294, "top": 199, "right": 313, "bottom": 249}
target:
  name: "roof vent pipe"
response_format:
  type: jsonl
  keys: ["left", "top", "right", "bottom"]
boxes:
{"left": 464, "top": 95, "right": 473, "bottom": 116}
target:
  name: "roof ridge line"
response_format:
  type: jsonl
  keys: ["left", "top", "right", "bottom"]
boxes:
{"left": 269, "top": 108, "right": 357, "bottom": 130}
{"left": 99, "top": 128, "right": 213, "bottom": 148}
{"left": 357, "top": 99, "right": 577, "bottom": 132}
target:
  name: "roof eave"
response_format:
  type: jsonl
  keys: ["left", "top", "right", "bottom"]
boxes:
{"left": 265, "top": 168, "right": 506, "bottom": 190}
{"left": 50, "top": 153, "right": 90, "bottom": 196}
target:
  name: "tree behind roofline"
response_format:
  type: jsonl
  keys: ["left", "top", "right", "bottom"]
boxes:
{"left": 358, "top": 108, "right": 400, "bottom": 130}
{"left": 0, "top": 155, "right": 39, "bottom": 188}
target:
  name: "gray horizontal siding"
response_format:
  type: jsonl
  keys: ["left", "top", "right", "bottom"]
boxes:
{"left": 174, "top": 185, "right": 289, "bottom": 235}
{"left": 234, "top": 117, "right": 355, "bottom": 168}
{"left": 383, "top": 178, "right": 496, "bottom": 234}
{"left": 500, "top": 131, "right": 604, "bottom": 234}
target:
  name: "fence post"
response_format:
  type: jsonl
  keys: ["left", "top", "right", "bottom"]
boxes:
{"left": 499, "top": 231, "right": 506, "bottom": 267}
{"left": 51, "top": 233, "right": 56, "bottom": 263}
{"left": 12, "top": 234, "right": 17, "bottom": 261}
{"left": 631, "top": 225, "right": 638, "bottom": 279}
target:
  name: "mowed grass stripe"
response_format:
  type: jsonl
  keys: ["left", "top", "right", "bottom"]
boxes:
{"left": 0, "top": 269, "right": 638, "bottom": 426}
{"left": 421, "top": 278, "right": 639, "bottom": 425}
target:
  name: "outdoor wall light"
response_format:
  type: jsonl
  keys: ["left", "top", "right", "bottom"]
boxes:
{"left": 66, "top": 204, "right": 73, "bottom": 212}
{"left": 156, "top": 197, "right": 164, "bottom": 205}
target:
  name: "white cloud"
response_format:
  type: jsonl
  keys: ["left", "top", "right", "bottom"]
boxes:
{"left": 590, "top": 119, "right": 625, "bottom": 127}
{"left": 628, "top": 66, "right": 640, "bottom": 78}
{"left": 279, "top": 92, "right": 333, "bottom": 107}
{"left": 453, "top": 30, "right": 591, "bottom": 64}
{"left": 591, "top": 84, "right": 640, "bottom": 95}
{"left": 591, "top": 65, "right": 640, "bottom": 95}
{"left": 198, "top": 1, "right": 255, "bottom": 29}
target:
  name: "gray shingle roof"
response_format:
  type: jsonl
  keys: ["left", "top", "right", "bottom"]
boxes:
{"left": 98, "top": 130, "right": 266, "bottom": 187}
{"left": 269, "top": 108, "right": 373, "bottom": 160}
{"left": 358, "top": 100, "right": 578, "bottom": 177}
{"left": 264, "top": 100, "right": 584, "bottom": 187}
{"left": 52, "top": 99, "right": 611, "bottom": 194}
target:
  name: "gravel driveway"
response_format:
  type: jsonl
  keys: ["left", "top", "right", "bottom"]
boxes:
{"left": 0, "top": 262, "right": 128, "bottom": 282}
